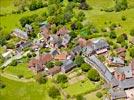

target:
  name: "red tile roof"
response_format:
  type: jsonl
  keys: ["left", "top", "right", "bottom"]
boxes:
{"left": 116, "top": 48, "right": 126, "bottom": 54}
{"left": 56, "top": 27, "right": 69, "bottom": 36}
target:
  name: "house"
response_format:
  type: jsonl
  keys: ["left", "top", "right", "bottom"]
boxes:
{"left": 50, "top": 49, "right": 60, "bottom": 56}
{"left": 2, "top": 49, "right": 15, "bottom": 59}
{"left": 130, "top": 59, "right": 134, "bottom": 77}
{"left": 49, "top": 35, "right": 62, "bottom": 48}
{"left": 54, "top": 52, "right": 67, "bottom": 61}
{"left": 108, "top": 57, "right": 125, "bottom": 67}
{"left": 78, "top": 38, "right": 87, "bottom": 47}
{"left": 129, "top": 38, "right": 134, "bottom": 45}
{"left": 16, "top": 41, "right": 32, "bottom": 51}
{"left": 118, "top": 78, "right": 134, "bottom": 89}
{"left": 61, "top": 60, "right": 76, "bottom": 73}
{"left": 48, "top": 66, "right": 61, "bottom": 76}
{"left": 28, "top": 54, "right": 53, "bottom": 73}
{"left": 82, "top": 39, "right": 109, "bottom": 55}
{"left": 72, "top": 45, "right": 82, "bottom": 55}
{"left": 109, "top": 89, "right": 127, "bottom": 100}
{"left": 92, "top": 39, "right": 109, "bottom": 54}
{"left": 82, "top": 46, "right": 94, "bottom": 57}
{"left": 114, "top": 66, "right": 133, "bottom": 81}
{"left": 12, "top": 28, "right": 28, "bottom": 40}
{"left": 40, "top": 25, "right": 50, "bottom": 40}
{"left": 116, "top": 48, "right": 126, "bottom": 59}
{"left": 62, "top": 34, "right": 71, "bottom": 47}
{"left": 56, "top": 27, "right": 69, "bottom": 36}
{"left": 25, "top": 24, "right": 32, "bottom": 33}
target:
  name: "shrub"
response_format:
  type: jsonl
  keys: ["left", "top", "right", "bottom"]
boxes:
{"left": 48, "top": 86, "right": 60, "bottom": 98}
{"left": 109, "top": 31, "right": 117, "bottom": 39}
{"left": 121, "top": 16, "right": 126, "bottom": 21}
{"left": 0, "top": 82, "right": 6, "bottom": 89}
{"left": 10, "top": 60, "right": 18, "bottom": 66}
{"left": 130, "top": 29, "right": 134, "bottom": 36}
{"left": 129, "top": 47, "right": 134, "bottom": 58}
{"left": 96, "top": 92, "right": 103, "bottom": 98}
{"left": 88, "top": 69, "right": 100, "bottom": 82}
{"left": 74, "top": 56, "right": 84, "bottom": 67}
{"left": 46, "top": 62, "right": 54, "bottom": 69}
{"left": 55, "top": 61, "right": 63, "bottom": 66}
{"left": 35, "top": 73, "right": 47, "bottom": 84}
{"left": 56, "top": 74, "right": 68, "bottom": 83}
{"left": 76, "top": 94, "right": 84, "bottom": 100}
{"left": 81, "top": 63, "right": 91, "bottom": 72}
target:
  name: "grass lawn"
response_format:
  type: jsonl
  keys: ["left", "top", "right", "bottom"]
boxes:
{"left": 64, "top": 79, "right": 100, "bottom": 96}
{"left": 0, "top": 76, "right": 55, "bottom": 100}
{"left": 4, "top": 63, "right": 33, "bottom": 79}
{"left": 0, "top": 7, "right": 46, "bottom": 34}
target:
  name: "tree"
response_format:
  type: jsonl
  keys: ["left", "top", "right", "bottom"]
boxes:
{"left": 74, "top": 56, "right": 84, "bottom": 67}
{"left": 88, "top": 69, "right": 100, "bottom": 82}
{"left": 129, "top": 47, "right": 134, "bottom": 58}
{"left": 114, "top": 0, "right": 128, "bottom": 12}
{"left": 77, "top": 11, "right": 85, "bottom": 21}
{"left": 55, "top": 61, "right": 63, "bottom": 66}
{"left": 35, "top": 73, "right": 47, "bottom": 84}
{"left": 79, "top": 2, "right": 90, "bottom": 10}
{"left": 109, "top": 31, "right": 117, "bottom": 39}
{"left": 46, "top": 62, "right": 54, "bottom": 68}
{"left": 96, "top": 92, "right": 103, "bottom": 98}
{"left": 81, "top": 63, "right": 91, "bottom": 72}
{"left": 56, "top": 74, "right": 68, "bottom": 83}
{"left": 48, "top": 86, "right": 60, "bottom": 98}
{"left": 10, "top": 60, "right": 18, "bottom": 66}
{"left": 117, "top": 34, "right": 125, "bottom": 43}
{"left": 130, "top": 29, "right": 134, "bottom": 36}
{"left": 76, "top": 94, "right": 84, "bottom": 100}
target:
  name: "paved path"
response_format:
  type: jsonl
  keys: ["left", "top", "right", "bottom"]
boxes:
{"left": 1, "top": 51, "right": 30, "bottom": 67}
{"left": 0, "top": 72, "right": 35, "bottom": 83}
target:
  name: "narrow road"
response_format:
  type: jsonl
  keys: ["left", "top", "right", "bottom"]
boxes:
{"left": 1, "top": 51, "right": 30, "bottom": 67}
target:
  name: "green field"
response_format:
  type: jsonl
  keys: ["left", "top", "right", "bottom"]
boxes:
{"left": 64, "top": 79, "right": 100, "bottom": 96}
{"left": 4, "top": 63, "right": 33, "bottom": 78}
{"left": 0, "top": 76, "right": 54, "bottom": 100}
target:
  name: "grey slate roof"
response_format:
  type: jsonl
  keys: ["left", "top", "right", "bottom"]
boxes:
{"left": 88, "top": 55, "right": 118, "bottom": 87}
{"left": 72, "top": 45, "right": 82, "bottom": 55}
{"left": 109, "top": 57, "right": 124, "bottom": 65}
{"left": 62, "top": 34, "right": 71, "bottom": 46}
{"left": 116, "top": 66, "right": 132, "bottom": 78}
{"left": 92, "top": 39, "right": 109, "bottom": 51}
{"left": 61, "top": 60, "right": 76, "bottom": 72}
{"left": 119, "top": 78, "right": 134, "bottom": 89}
{"left": 109, "top": 89, "right": 127, "bottom": 100}
{"left": 50, "top": 49, "right": 59, "bottom": 56}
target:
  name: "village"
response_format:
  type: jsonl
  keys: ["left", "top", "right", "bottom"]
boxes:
{"left": 0, "top": 21, "right": 134, "bottom": 100}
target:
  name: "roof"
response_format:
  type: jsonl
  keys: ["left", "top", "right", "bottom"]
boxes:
{"left": 130, "top": 38, "right": 134, "bottom": 44}
{"left": 78, "top": 38, "right": 87, "bottom": 47}
{"left": 12, "top": 28, "right": 28, "bottom": 39}
{"left": 48, "top": 66, "right": 61, "bottom": 75}
{"left": 119, "top": 78, "right": 134, "bottom": 89}
{"left": 62, "top": 34, "right": 71, "bottom": 46}
{"left": 61, "top": 60, "right": 76, "bottom": 72}
{"left": 116, "top": 48, "right": 126, "bottom": 54}
{"left": 49, "top": 35, "right": 62, "bottom": 47}
{"left": 109, "top": 57, "right": 124, "bottom": 65}
{"left": 54, "top": 53, "right": 67, "bottom": 60}
{"left": 115, "top": 66, "right": 133, "bottom": 78}
{"left": 50, "top": 49, "right": 59, "bottom": 56}
{"left": 72, "top": 45, "right": 82, "bottom": 54}
{"left": 2, "top": 49, "right": 14, "bottom": 58}
{"left": 40, "top": 25, "right": 50, "bottom": 39}
{"left": 56, "top": 27, "right": 69, "bottom": 36}
{"left": 109, "top": 89, "right": 127, "bottom": 100}
{"left": 130, "top": 59, "right": 134, "bottom": 69}
{"left": 92, "top": 39, "right": 109, "bottom": 51}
